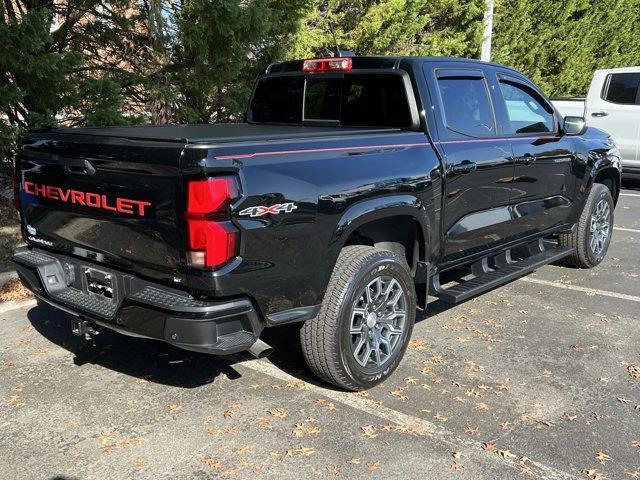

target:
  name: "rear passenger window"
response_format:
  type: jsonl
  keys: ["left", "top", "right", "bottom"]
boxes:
{"left": 437, "top": 77, "right": 495, "bottom": 136}
{"left": 499, "top": 81, "right": 555, "bottom": 134}
{"left": 604, "top": 73, "right": 640, "bottom": 105}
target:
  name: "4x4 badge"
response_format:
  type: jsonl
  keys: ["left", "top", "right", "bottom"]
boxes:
{"left": 239, "top": 203, "right": 298, "bottom": 217}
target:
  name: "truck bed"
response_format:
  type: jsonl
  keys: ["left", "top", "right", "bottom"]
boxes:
{"left": 47, "top": 123, "right": 401, "bottom": 144}
{"left": 551, "top": 97, "right": 586, "bottom": 119}
{"left": 17, "top": 122, "right": 409, "bottom": 290}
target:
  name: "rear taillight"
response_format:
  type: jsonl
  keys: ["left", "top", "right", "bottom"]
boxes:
{"left": 12, "top": 157, "right": 20, "bottom": 213}
{"left": 302, "top": 57, "right": 352, "bottom": 73}
{"left": 185, "top": 176, "right": 240, "bottom": 268}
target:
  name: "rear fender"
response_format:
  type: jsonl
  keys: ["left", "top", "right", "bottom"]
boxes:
{"left": 322, "top": 195, "right": 429, "bottom": 288}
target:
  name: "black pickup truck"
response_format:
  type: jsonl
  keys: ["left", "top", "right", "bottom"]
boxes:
{"left": 12, "top": 56, "right": 621, "bottom": 390}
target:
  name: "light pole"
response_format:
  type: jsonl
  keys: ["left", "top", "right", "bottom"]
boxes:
{"left": 481, "top": 0, "right": 494, "bottom": 62}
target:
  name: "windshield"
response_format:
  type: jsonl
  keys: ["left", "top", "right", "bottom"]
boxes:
{"left": 249, "top": 73, "right": 413, "bottom": 128}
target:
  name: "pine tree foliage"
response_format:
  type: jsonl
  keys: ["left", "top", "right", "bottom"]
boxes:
{"left": 285, "top": 0, "right": 484, "bottom": 59}
{"left": 172, "top": 0, "right": 312, "bottom": 123}
{"left": 0, "top": 6, "right": 80, "bottom": 155}
{"left": 493, "top": 0, "right": 640, "bottom": 97}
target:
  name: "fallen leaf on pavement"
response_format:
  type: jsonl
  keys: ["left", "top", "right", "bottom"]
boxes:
{"left": 327, "top": 464, "right": 341, "bottom": 476}
{"left": 195, "top": 453, "right": 221, "bottom": 470}
{"left": 498, "top": 449, "right": 516, "bottom": 460}
{"left": 366, "top": 460, "right": 381, "bottom": 473}
{"left": 361, "top": 425, "right": 378, "bottom": 438}
{"left": 267, "top": 408, "right": 288, "bottom": 419}
{"left": 595, "top": 451, "right": 612, "bottom": 465}
{"left": 465, "top": 425, "right": 479, "bottom": 435}
{"left": 292, "top": 421, "right": 321, "bottom": 437}
{"left": 482, "top": 441, "right": 497, "bottom": 452}
{"left": 408, "top": 339, "right": 427, "bottom": 350}
{"left": 0, "top": 279, "right": 33, "bottom": 302}
{"left": 582, "top": 469, "right": 607, "bottom": 480}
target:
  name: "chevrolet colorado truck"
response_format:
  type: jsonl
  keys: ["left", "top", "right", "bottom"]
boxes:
{"left": 12, "top": 56, "right": 621, "bottom": 390}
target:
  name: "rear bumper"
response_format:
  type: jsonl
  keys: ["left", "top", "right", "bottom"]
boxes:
{"left": 12, "top": 247, "right": 263, "bottom": 355}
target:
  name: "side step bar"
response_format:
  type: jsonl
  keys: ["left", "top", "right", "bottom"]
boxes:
{"left": 431, "top": 243, "right": 572, "bottom": 304}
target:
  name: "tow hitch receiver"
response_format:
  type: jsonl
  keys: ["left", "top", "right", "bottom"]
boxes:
{"left": 84, "top": 267, "right": 115, "bottom": 301}
{"left": 71, "top": 318, "right": 100, "bottom": 339}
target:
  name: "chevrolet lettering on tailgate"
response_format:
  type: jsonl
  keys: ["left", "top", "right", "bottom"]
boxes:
{"left": 23, "top": 181, "right": 151, "bottom": 216}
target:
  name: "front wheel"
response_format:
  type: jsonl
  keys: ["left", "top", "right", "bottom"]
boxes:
{"left": 300, "top": 245, "right": 416, "bottom": 391}
{"left": 559, "top": 183, "right": 614, "bottom": 268}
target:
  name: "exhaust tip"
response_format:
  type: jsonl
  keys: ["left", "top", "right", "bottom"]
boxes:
{"left": 247, "top": 338, "right": 273, "bottom": 359}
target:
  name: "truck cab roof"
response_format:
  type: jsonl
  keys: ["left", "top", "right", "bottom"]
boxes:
{"left": 266, "top": 55, "right": 521, "bottom": 75}
{"left": 594, "top": 65, "right": 640, "bottom": 75}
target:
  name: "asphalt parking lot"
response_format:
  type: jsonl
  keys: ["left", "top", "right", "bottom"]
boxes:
{"left": 1, "top": 186, "right": 639, "bottom": 480}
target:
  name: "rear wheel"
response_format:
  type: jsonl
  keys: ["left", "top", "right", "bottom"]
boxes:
{"left": 300, "top": 245, "right": 416, "bottom": 391}
{"left": 559, "top": 183, "right": 614, "bottom": 268}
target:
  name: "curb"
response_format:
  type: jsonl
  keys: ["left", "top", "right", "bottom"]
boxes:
{"left": 0, "top": 298, "right": 37, "bottom": 314}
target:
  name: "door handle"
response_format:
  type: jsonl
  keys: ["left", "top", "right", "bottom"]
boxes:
{"left": 515, "top": 154, "right": 536, "bottom": 165}
{"left": 451, "top": 160, "right": 477, "bottom": 174}
{"left": 591, "top": 111, "right": 609, "bottom": 117}
{"left": 60, "top": 157, "right": 96, "bottom": 175}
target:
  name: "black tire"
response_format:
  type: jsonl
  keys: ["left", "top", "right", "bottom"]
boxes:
{"left": 300, "top": 245, "right": 416, "bottom": 391}
{"left": 559, "top": 183, "right": 614, "bottom": 268}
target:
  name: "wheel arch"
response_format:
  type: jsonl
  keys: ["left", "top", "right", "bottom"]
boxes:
{"left": 326, "top": 195, "right": 430, "bottom": 288}
{"left": 592, "top": 166, "right": 621, "bottom": 205}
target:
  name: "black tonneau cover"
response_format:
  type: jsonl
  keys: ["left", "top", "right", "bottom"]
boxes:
{"left": 46, "top": 123, "right": 400, "bottom": 144}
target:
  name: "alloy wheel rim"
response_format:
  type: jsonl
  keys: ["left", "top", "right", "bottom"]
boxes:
{"left": 589, "top": 199, "right": 611, "bottom": 257}
{"left": 349, "top": 276, "right": 406, "bottom": 368}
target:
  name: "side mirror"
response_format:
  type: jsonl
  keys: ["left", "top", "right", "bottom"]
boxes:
{"left": 563, "top": 116, "right": 586, "bottom": 135}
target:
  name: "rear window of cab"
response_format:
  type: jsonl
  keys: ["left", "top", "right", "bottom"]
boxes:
{"left": 249, "top": 73, "right": 413, "bottom": 128}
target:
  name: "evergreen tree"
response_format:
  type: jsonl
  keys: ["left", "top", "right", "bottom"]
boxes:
{"left": 0, "top": 0, "right": 149, "bottom": 167}
{"left": 0, "top": 5, "right": 80, "bottom": 159}
{"left": 492, "top": 0, "right": 640, "bottom": 97}
{"left": 285, "top": 0, "right": 485, "bottom": 59}
{"left": 170, "top": 0, "right": 311, "bottom": 123}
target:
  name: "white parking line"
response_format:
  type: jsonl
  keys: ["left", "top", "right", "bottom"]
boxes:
{"left": 614, "top": 226, "right": 640, "bottom": 233}
{"left": 520, "top": 277, "right": 640, "bottom": 302}
{"left": 243, "top": 360, "right": 581, "bottom": 480}
{"left": 620, "top": 192, "right": 640, "bottom": 197}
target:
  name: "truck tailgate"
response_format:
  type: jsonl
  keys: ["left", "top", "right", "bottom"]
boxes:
{"left": 17, "top": 132, "right": 187, "bottom": 285}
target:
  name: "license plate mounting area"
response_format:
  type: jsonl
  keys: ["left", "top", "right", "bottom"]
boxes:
{"left": 83, "top": 267, "right": 116, "bottom": 302}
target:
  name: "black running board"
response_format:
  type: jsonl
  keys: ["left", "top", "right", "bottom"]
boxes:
{"left": 433, "top": 245, "right": 572, "bottom": 304}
